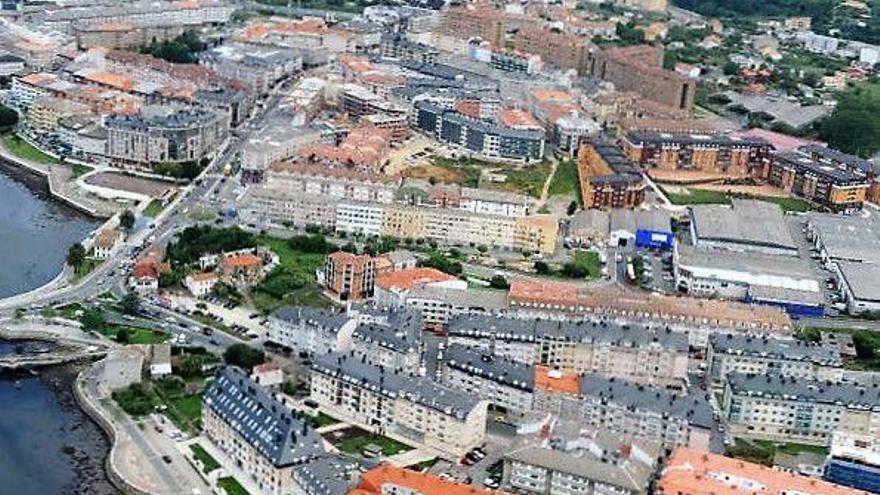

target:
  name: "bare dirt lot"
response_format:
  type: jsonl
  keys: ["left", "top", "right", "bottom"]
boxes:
{"left": 85, "top": 171, "right": 176, "bottom": 198}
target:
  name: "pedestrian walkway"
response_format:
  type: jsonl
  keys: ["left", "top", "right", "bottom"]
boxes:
{"left": 385, "top": 447, "right": 443, "bottom": 468}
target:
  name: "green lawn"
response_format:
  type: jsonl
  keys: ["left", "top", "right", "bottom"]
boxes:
{"left": 335, "top": 433, "right": 413, "bottom": 457}
{"left": 72, "top": 163, "right": 94, "bottom": 178}
{"left": 574, "top": 251, "right": 602, "bottom": 278}
{"left": 127, "top": 328, "right": 170, "bottom": 344}
{"left": 190, "top": 444, "right": 220, "bottom": 474}
{"left": 755, "top": 440, "right": 828, "bottom": 457}
{"left": 1, "top": 134, "right": 59, "bottom": 165}
{"left": 302, "top": 412, "right": 339, "bottom": 429}
{"left": 490, "top": 160, "right": 553, "bottom": 198}
{"left": 143, "top": 199, "right": 165, "bottom": 218}
{"left": 73, "top": 258, "right": 101, "bottom": 283}
{"left": 548, "top": 159, "right": 581, "bottom": 203}
{"left": 663, "top": 187, "right": 731, "bottom": 205}
{"left": 251, "top": 235, "right": 330, "bottom": 313}
{"left": 218, "top": 477, "right": 250, "bottom": 495}
{"left": 747, "top": 195, "right": 812, "bottom": 213}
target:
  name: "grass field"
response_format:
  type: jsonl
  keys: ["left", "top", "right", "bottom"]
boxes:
{"left": 190, "top": 444, "right": 220, "bottom": 474}
{"left": 142, "top": 199, "right": 165, "bottom": 218}
{"left": 126, "top": 327, "right": 169, "bottom": 344}
{"left": 548, "top": 159, "right": 581, "bottom": 203}
{"left": 303, "top": 412, "right": 339, "bottom": 429}
{"left": 429, "top": 156, "right": 482, "bottom": 187}
{"left": 73, "top": 258, "right": 101, "bottom": 283}
{"left": 574, "top": 250, "right": 602, "bottom": 278}
{"left": 1, "top": 134, "right": 59, "bottom": 165}
{"left": 488, "top": 160, "right": 553, "bottom": 198}
{"left": 71, "top": 163, "right": 93, "bottom": 178}
{"left": 664, "top": 187, "right": 814, "bottom": 212}
{"left": 251, "top": 235, "right": 330, "bottom": 313}
{"left": 335, "top": 433, "right": 413, "bottom": 457}
{"left": 218, "top": 477, "right": 250, "bottom": 495}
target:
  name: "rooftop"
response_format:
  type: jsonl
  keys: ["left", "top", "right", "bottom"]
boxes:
{"left": 807, "top": 212, "right": 880, "bottom": 264}
{"left": 271, "top": 306, "right": 352, "bottom": 330}
{"left": 659, "top": 448, "right": 868, "bottom": 495}
{"left": 203, "top": 367, "right": 326, "bottom": 467}
{"left": 690, "top": 199, "right": 797, "bottom": 252}
{"left": 352, "top": 464, "right": 503, "bottom": 495}
{"left": 445, "top": 344, "right": 534, "bottom": 392}
{"left": 727, "top": 372, "right": 880, "bottom": 408}
{"left": 311, "top": 353, "right": 482, "bottom": 419}
{"left": 710, "top": 333, "right": 841, "bottom": 366}
{"left": 838, "top": 261, "right": 880, "bottom": 302}
{"left": 375, "top": 267, "right": 457, "bottom": 292}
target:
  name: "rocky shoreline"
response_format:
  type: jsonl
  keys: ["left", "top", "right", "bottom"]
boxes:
{"left": 0, "top": 356, "right": 119, "bottom": 494}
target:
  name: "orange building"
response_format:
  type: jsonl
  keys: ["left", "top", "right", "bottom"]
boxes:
{"left": 658, "top": 448, "right": 870, "bottom": 495}
{"left": 350, "top": 464, "right": 507, "bottom": 495}
{"left": 323, "top": 251, "right": 375, "bottom": 302}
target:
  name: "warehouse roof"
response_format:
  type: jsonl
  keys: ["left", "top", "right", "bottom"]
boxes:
{"left": 677, "top": 245, "right": 819, "bottom": 292}
{"left": 727, "top": 372, "right": 880, "bottom": 408}
{"left": 203, "top": 367, "right": 325, "bottom": 468}
{"left": 312, "top": 353, "right": 481, "bottom": 419}
{"left": 808, "top": 213, "right": 880, "bottom": 264}
{"left": 838, "top": 261, "right": 880, "bottom": 303}
{"left": 691, "top": 199, "right": 796, "bottom": 252}
{"left": 710, "top": 333, "right": 841, "bottom": 366}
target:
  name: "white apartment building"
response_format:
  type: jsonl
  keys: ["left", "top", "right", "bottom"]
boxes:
{"left": 265, "top": 162, "right": 398, "bottom": 204}
{"left": 459, "top": 187, "right": 531, "bottom": 217}
{"left": 723, "top": 373, "right": 880, "bottom": 445}
{"left": 310, "top": 353, "right": 488, "bottom": 458}
{"left": 267, "top": 306, "right": 357, "bottom": 356}
{"left": 442, "top": 345, "right": 535, "bottom": 415}
{"left": 708, "top": 333, "right": 844, "bottom": 386}
{"left": 447, "top": 315, "right": 690, "bottom": 387}
{"left": 336, "top": 202, "right": 385, "bottom": 238}
{"left": 534, "top": 372, "right": 715, "bottom": 451}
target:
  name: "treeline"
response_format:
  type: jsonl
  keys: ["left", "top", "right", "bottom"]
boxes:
{"left": 818, "top": 83, "right": 880, "bottom": 158}
{"left": 141, "top": 31, "right": 206, "bottom": 64}
{"left": 671, "top": 0, "right": 834, "bottom": 19}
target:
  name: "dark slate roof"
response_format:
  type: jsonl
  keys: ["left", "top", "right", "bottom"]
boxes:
{"left": 710, "top": 333, "right": 841, "bottom": 366}
{"left": 352, "top": 306, "right": 422, "bottom": 352}
{"left": 291, "top": 453, "right": 368, "bottom": 495}
{"left": 271, "top": 306, "right": 352, "bottom": 330}
{"left": 727, "top": 373, "right": 880, "bottom": 409}
{"left": 625, "top": 131, "right": 769, "bottom": 148}
{"left": 445, "top": 344, "right": 535, "bottom": 392}
{"left": 579, "top": 374, "right": 715, "bottom": 429}
{"left": 312, "top": 352, "right": 481, "bottom": 419}
{"left": 203, "top": 367, "right": 326, "bottom": 468}
{"left": 448, "top": 314, "right": 688, "bottom": 351}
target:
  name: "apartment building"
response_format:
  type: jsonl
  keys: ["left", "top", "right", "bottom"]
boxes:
{"left": 41, "top": 0, "right": 234, "bottom": 33}
{"left": 413, "top": 101, "right": 546, "bottom": 162}
{"left": 723, "top": 373, "right": 880, "bottom": 445}
{"left": 658, "top": 448, "right": 866, "bottom": 495}
{"left": 341, "top": 83, "right": 408, "bottom": 120}
{"left": 267, "top": 306, "right": 357, "bottom": 356}
{"left": 442, "top": 344, "right": 536, "bottom": 415}
{"left": 760, "top": 147, "right": 872, "bottom": 211}
{"left": 105, "top": 108, "right": 227, "bottom": 167}
{"left": 448, "top": 314, "right": 689, "bottom": 387}
{"left": 404, "top": 285, "right": 509, "bottom": 332}
{"left": 503, "top": 428, "right": 658, "bottom": 495}
{"left": 310, "top": 353, "right": 488, "bottom": 458}
{"left": 201, "top": 367, "right": 327, "bottom": 495}
{"left": 586, "top": 45, "right": 696, "bottom": 111}
{"left": 621, "top": 130, "right": 771, "bottom": 176}
{"left": 25, "top": 95, "right": 91, "bottom": 133}
{"left": 352, "top": 464, "right": 506, "bottom": 495}
{"left": 708, "top": 333, "right": 843, "bottom": 386}
{"left": 825, "top": 431, "right": 880, "bottom": 493}
{"left": 508, "top": 280, "right": 793, "bottom": 347}
{"left": 510, "top": 26, "right": 588, "bottom": 74}
{"left": 351, "top": 307, "right": 423, "bottom": 370}
{"left": 202, "top": 44, "right": 303, "bottom": 96}
{"left": 440, "top": 5, "right": 505, "bottom": 47}
{"left": 577, "top": 140, "right": 646, "bottom": 209}
{"left": 534, "top": 370, "right": 715, "bottom": 451}
{"left": 322, "top": 251, "right": 375, "bottom": 302}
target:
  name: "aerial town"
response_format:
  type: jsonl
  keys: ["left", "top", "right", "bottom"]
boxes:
{"left": 1, "top": 0, "right": 880, "bottom": 494}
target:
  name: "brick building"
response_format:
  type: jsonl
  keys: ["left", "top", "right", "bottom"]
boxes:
{"left": 510, "top": 27, "right": 589, "bottom": 73}
{"left": 621, "top": 130, "right": 770, "bottom": 176}
{"left": 577, "top": 141, "right": 646, "bottom": 209}
{"left": 322, "top": 251, "right": 375, "bottom": 302}
{"left": 587, "top": 45, "right": 696, "bottom": 111}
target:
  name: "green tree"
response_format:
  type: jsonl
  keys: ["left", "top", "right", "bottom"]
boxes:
{"left": 0, "top": 103, "right": 18, "bottom": 129}
{"left": 121, "top": 292, "right": 141, "bottom": 316}
{"left": 489, "top": 275, "right": 509, "bottom": 289}
{"left": 119, "top": 210, "right": 136, "bottom": 230}
{"left": 722, "top": 61, "right": 739, "bottom": 76}
{"left": 534, "top": 261, "right": 550, "bottom": 275}
{"left": 818, "top": 84, "right": 880, "bottom": 157}
{"left": 567, "top": 201, "right": 578, "bottom": 216}
{"left": 223, "top": 344, "right": 266, "bottom": 370}
{"left": 116, "top": 327, "right": 133, "bottom": 344}
{"left": 67, "top": 243, "right": 86, "bottom": 272}
{"left": 80, "top": 308, "right": 106, "bottom": 330}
